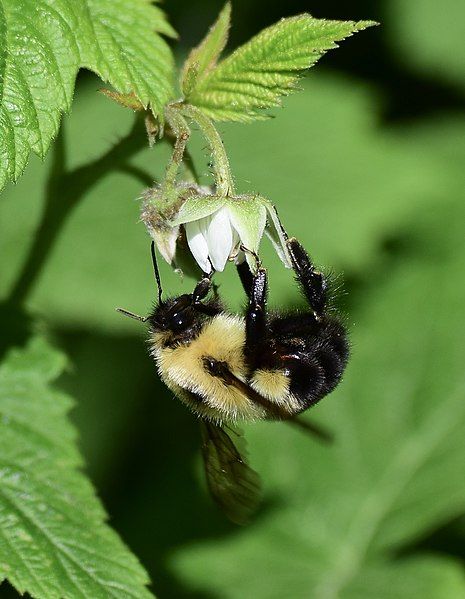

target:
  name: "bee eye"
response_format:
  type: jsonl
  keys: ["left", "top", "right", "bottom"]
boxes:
{"left": 170, "top": 309, "right": 194, "bottom": 332}
{"left": 172, "top": 314, "right": 185, "bottom": 329}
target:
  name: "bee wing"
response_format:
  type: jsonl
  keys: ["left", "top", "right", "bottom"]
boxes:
{"left": 200, "top": 419, "right": 261, "bottom": 525}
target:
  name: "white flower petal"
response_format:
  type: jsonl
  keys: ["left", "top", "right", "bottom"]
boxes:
{"left": 206, "top": 207, "right": 233, "bottom": 272}
{"left": 185, "top": 218, "right": 212, "bottom": 273}
{"left": 228, "top": 228, "right": 241, "bottom": 261}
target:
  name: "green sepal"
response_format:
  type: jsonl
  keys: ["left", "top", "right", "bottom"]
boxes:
{"left": 170, "top": 194, "right": 226, "bottom": 225}
{"left": 225, "top": 196, "right": 267, "bottom": 272}
{"left": 258, "top": 197, "right": 292, "bottom": 268}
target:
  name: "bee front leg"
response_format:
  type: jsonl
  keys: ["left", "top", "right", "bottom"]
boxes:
{"left": 236, "top": 245, "right": 261, "bottom": 298}
{"left": 192, "top": 277, "right": 212, "bottom": 304}
{"left": 192, "top": 277, "right": 221, "bottom": 317}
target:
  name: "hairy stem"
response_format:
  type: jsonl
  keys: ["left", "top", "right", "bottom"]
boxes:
{"left": 8, "top": 117, "right": 147, "bottom": 305}
{"left": 163, "top": 107, "right": 192, "bottom": 194}
{"left": 176, "top": 103, "right": 235, "bottom": 195}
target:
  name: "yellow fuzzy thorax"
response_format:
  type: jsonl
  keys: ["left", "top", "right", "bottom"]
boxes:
{"left": 150, "top": 314, "right": 260, "bottom": 420}
{"left": 149, "top": 313, "right": 298, "bottom": 422}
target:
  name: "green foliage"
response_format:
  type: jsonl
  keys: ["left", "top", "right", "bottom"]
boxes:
{"left": 0, "top": 0, "right": 175, "bottom": 193}
{"left": 185, "top": 13, "right": 376, "bottom": 122}
{"left": 0, "top": 337, "right": 154, "bottom": 598}
{"left": 181, "top": 2, "right": 231, "bottom": 97}
{"left": 1, "top": 2, "right": 464, "bottom": 597}
{"left": 3, "top": 83, "right": 465, "bottom": 599}
{"left": 389, "top": 0, "right": 465, "bottom": 91}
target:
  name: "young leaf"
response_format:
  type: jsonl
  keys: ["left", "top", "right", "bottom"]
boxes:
{"left": 180, "top": 2, "right": 231, "bottom": 97}
{"left": 0, "top": 336, "right": 154, "bottom": 599}
{"left": 0, "top": 0, "right": 176, "bottom": 193}
{"left": 185, "top": 14, "right": 376, "bottom": 122}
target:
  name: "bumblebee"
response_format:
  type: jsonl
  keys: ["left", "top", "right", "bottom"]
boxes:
{"left": 118, "top": 236, "right": 349, "bottom": 523}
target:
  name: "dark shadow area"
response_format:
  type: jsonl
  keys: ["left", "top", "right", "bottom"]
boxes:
{"left": 0, "top": 582, "right": 26, "bottom": 598}
{"left": 398, "top": 515, "right": 465, "bottom": 563}
{"left": 8, "top": 119, "right": 148, "bottom": 308}
{"left": 0, "top": 302, "right": 34, "bottom": 361}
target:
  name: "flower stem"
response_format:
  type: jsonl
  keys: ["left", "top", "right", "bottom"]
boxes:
{"left": 163, "top": 107, "right": 192, "bottom": 196}
{"left": 175, "top": 103, "right": 235, "bottom": 196}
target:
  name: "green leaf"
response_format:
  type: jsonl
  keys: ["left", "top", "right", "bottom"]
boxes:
{"left": 181, "top": 2, "right": 231, "bottom": 97}
{"left": 168, "top": 194, "right": 465, "bottom": 597}
{"left": 0, "top": 0, "right": 176, "bottom": 193}
{"left": 0, "top": 336, "right": 154, "bottom": 599}
{"left": 186, "top": 14, "right": 376, "bottom": 122}
{"left": 343, "top": 557, "right": 465, "bottom": 599}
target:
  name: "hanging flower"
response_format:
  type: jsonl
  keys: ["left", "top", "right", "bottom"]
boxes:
{"left": 141, "top": 183, "right": 291, "bottom": 274}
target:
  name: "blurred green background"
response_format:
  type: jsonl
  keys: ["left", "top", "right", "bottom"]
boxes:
{"left": 1, "top": 0, "right": 465, "bottom": 597}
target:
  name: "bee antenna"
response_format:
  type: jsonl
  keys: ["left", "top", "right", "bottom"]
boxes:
{"left": 150, "top": 240, "right": 163, "bottom": 304}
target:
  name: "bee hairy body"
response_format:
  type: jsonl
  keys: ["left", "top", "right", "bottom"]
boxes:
{"left": 151, "top": 313, "right": 256, "bottom": 420}
{"left": 149, "top": 289, "right": 348, "bottom": 423}
{"left": 118, "top": 236, "right": 349, "bottom": 524}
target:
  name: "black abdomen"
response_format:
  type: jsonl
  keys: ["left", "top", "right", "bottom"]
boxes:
{"left": 256, "top": 313, "right": 349, "bottom": 412}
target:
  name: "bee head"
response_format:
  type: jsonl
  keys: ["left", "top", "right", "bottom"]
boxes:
{"left": 117, "top": 242, "right": 220, "bottom": 337}
{"left": 149, "top": 294, "right": 197, "bottom": 333}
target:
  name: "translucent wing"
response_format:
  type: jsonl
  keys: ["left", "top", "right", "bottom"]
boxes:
{"left": 200, "top": 420, "right": 261, "bottom": 525}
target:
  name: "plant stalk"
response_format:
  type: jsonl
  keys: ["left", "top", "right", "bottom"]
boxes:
{"left": 175, "top": 103, "right": 235, "bottom": 196}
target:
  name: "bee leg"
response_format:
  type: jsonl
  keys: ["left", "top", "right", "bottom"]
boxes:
{"left": 236, "top": 245, "right": 261, "bottom": 299}
{"left": 286, "top": 237, "right": 327, "bottom": 317}
{"left": 192, "top": 276, "right": 223, "bottom": 317}
{"left": 236, "top": 261, "right": 254, "bottom": 297}
{"left": 192, "top": 277, "right": 212, "bottom": 303}
{"left": 244, "top": 267, "right": 268, "bottom": 358}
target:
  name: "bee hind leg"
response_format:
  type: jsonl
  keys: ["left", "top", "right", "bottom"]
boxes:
{"left": 286, "top": 237, "right": 328, "bottom": 318}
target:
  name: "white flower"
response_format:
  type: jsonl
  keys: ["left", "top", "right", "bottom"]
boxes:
{"left": 185, "top": 206, "right": 241, "bottom": 273}
{"left": 141, "top": 182, "right": 292, "bottom": 275}
{"left": 174, "top": 193, "right": 272, "bottom": 273}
